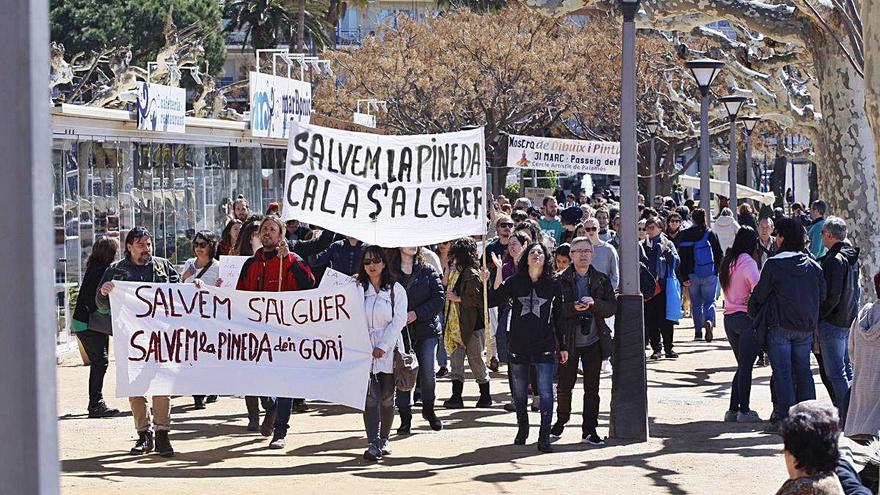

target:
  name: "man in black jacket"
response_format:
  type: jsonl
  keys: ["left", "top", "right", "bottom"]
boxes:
{"left": 551, "top": 237, "right": 617, "bottom": 446}
{"left": 748, "top": 218, "right": 826, "bottom": 422}
{"left": 96, "top": 227, "right": 180, "bottom": 457}
{"left": 817, "top": 216, "right": 859, "bottom": 422}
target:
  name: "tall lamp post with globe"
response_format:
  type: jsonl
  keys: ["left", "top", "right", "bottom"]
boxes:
{"left": 685, "top": 58, "right": 725, "bottom": 224}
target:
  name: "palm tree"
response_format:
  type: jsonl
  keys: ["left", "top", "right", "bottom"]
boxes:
{"left": 223, "top": 0, "right": 330, "bottom": 52}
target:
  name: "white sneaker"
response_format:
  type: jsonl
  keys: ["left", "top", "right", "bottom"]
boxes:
{"left": 601, "top": 358, "right": 612, "bottom": 373}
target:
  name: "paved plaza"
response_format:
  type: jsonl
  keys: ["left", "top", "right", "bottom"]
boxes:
{"left": 56, "top": 309, "right": 870, "bottom": 494}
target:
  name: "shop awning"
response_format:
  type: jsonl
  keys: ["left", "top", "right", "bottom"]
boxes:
{"left": 679, "top": 174, "right": 776, "bottom": 206}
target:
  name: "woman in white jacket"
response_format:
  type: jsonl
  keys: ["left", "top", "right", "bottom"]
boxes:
{"left": 357, "top": 245, "right": 408, "bottom": 461}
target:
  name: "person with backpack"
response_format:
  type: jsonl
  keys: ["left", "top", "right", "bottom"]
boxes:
{"left": 677, "top": 208, "right": 724, "bottom": 342}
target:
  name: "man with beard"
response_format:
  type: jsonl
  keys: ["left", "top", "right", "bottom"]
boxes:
{"left": 236, "top": 216, "right": 316, "bottom": 450}
{"left": 96, "top": 227, "right": 180, "bottom": 457}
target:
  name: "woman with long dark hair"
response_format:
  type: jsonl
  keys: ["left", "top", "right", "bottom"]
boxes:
{"left": 386, "top": 247, "right": 445, "bottom": 433}
{"left": 719, "top": 226, "right": 762, "bottom": 423}
{"left": 357, "top": 245, "right": 408, "bottom": 461}
{"left": 486, "top": 242, "right": 564, "bottom": 452}
{"left": 217, "top": 219, "right": 242, "bottom": 257}
{"left": 72, "top": 237, "right": 120, "bottom": 418}
{"left": 442, "top": 237, "right": 491, "bottom": 409}
{"left": 233, "top": 218, "right": 263, "bottom": 256}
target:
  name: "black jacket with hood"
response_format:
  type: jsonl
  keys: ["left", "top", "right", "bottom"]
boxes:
{"left": 819, "top": 241, "right": 860, "bottom": 328}
{"left": 748, "top": 250, "right": 826, "bottom": 332}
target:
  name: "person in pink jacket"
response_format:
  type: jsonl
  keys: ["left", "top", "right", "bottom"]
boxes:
{"left": 719, "top": 226, "right": 763, "bottom": 423}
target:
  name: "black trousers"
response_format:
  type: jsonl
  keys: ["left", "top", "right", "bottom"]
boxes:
{"left": 76, "top": 330, "right": 109, "bottom": 405}
{"left": 556, "top": 344, "right": 602, "bottom": 433}
{"left": 645, "top": 291, "right": 674, "bottom": 353}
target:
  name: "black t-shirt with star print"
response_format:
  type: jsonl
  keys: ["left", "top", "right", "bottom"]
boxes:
{"left": 488, "top": 273, "right": 565, "bottom": 364}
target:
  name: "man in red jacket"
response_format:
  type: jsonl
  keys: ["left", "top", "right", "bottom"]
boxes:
{"left": 236, "top": 215, "right": 316, "bottom": 450}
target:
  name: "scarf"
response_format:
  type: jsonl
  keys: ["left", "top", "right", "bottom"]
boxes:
{"left": 444, "top": 269, "right": 464, "bottom": 354}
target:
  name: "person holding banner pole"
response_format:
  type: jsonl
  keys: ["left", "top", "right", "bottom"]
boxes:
{"left": 235, "top": 216, "right": 316, "bottom": 450}
{"left": 96, "top": 227, "right": 180, "bottom": 457}
{"left": 443, "top": 238, "right": 492, "bottom": 409}
{"left": 357, "top": 246, "right": 408, "bottom": 462}
{"left": 388, "top": 247, "right": 445, "bottom": 434}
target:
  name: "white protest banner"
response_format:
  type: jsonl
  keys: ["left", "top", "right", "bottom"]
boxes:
{"left": 319, "top": 268, "right": 356, "bottom": 290}
{"left": 283, "top": 122, "right": 487, "bottom": 247}
{"left": 136, "top": 83, "right": 186, "bottom": 134}
{"left": 110, "top": 281, "right": 371, "bottom": 410}
{"left": 250, "top": 72, "right": 312, "bottom": 139}
{"left": 218, "top": 255, "right": 249, "bottom": 288}
{"left": 507, "top": 134, "right": 620, "bottom": 175}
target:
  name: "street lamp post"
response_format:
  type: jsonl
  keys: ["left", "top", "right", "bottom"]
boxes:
{"left": 646, "top": 120, "right": 659, "bottom": 201}
{"left": 610, "top": 0, "right": 648, "bottom": 443}
{"left": 685, "top": 59, "right": 725, "bottom": 223}
{"left": 740, "top": 116, "right": 761, "bottom": 191}
{"left": 718, "top": 95, "right": 748, "bottom": 209}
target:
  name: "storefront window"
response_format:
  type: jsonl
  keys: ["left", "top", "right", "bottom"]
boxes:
{"left": 52, "top": 134, "right": 268, "bottom": 353}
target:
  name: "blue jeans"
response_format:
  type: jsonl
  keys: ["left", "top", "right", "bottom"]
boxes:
{"left": 267, "top": 397, "right": 293, "bottom": 437}
{"left": 509, "top": 361, "right": 554, "bottom": 428}
{"left": 724, "top": 312, "right": 760, "bottom": 413}
{"left": 495, "top": 305, "right": 510, "bottom": 363}
{"left": 817, "top": 321, "right": 852, "bottom": 421}
{"left": 766, "top": 327, "right": 815, "bottom": 418}
{"left": 688, "top": 275, "right": 718, "bottom": 335}
{"left": 396, "top": 336, "right": 438, "bottom": 409}
{"left": 436, "top": 322, "right": 448, "bottom": 367}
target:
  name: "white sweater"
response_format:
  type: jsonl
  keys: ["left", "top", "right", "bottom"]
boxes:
{"left": 362, "top": 282, "right": 409, "bottom": 374}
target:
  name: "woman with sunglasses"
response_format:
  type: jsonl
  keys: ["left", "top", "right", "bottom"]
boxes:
{"left": 485, "top": 242, "right": 565, "bottom": 452}
{"left": 357, "top": 246, "right": 408, "bottom": 461}
{"left": 181, "top": 231, "right": 221, "bottom": 409}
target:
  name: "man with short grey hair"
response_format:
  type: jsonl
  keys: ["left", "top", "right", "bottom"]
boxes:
{"left": 817, "top": 215, "right": 859, "bottom": 425}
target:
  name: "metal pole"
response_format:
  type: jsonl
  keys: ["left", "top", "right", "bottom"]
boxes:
{"left": 699, "top": 90, "right": 712, "bottom": 224}
{"left": 649, "top": 135, "right": 656, "bottom": 201}
{"left": 0, "top": 0, "right": 58, "bottom": 492}
{"left": 728, "top": 116, "right": 738, "bottom": 208}
{"left": 610, "top": 0, "right": 648, "bottom": 443}
{"left": 745, "top": 130, "right": 754, "bottom": 190}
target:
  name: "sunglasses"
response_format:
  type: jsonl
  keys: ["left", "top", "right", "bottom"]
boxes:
{"left": 363, "top": 258, "right": 383, "bottom": 266}
{"left": 584, "top": 227, "right": 598, "bottom": 232}
{"left": 498, "top": 222, "right": 514, "bottom": 228}
{"left": 193, "top": 240, "right": 209, "bottom": 248}
{"left": 638, "top": 228, "right": 647, "bottom": 232}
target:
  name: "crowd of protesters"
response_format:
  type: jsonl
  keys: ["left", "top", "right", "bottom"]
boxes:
{"left": 70, "top": 190, "right": 879, "bottom": 491}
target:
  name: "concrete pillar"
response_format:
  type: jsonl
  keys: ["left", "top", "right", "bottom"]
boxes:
{"left": 0, "top": 1, "right": 59, "bottom": 493}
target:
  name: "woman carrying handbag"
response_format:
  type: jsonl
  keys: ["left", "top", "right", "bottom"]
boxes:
{"left": 357, "top": 246, "right": 408, "bottom": 462}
